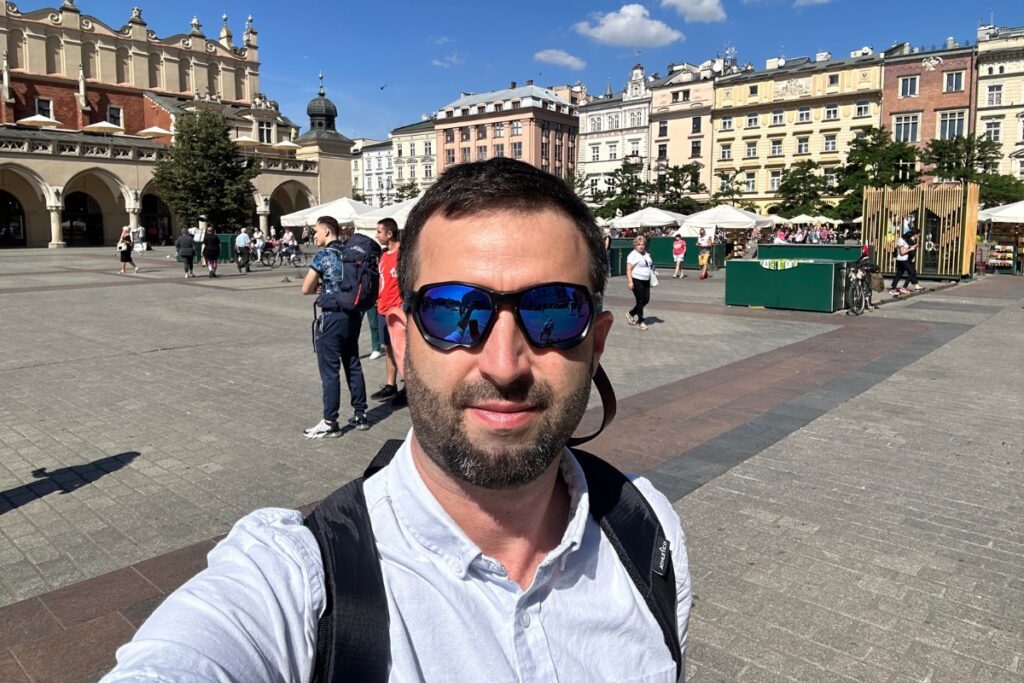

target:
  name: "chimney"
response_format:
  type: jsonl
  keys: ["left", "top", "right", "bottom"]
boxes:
{"left": 526, "top": 79, "right": 533, "bottom": 86}
{"left": 815, "top": 51, "right": 831, "bottom": 63}
{"left": 510, "top": 80, "right": 517, "bottom": 89}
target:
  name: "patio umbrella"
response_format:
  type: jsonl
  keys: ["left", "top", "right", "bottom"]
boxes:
{"left": 353, "top": 195, "right": 424, "bottom": 233}
{"left": 136, "top": 125, "right": 174, "bottom": 138}
{"left": 280, "top": 196, "right": 373, "bottom": 227}
{"left": 82, "top": 121, "right": 124, "bottom": 135}
{"left": 787, "top": 214, "right": 817, "bottom": 225}
{"left": 233, "top": 135, "right": 260, "bottom": 146}
{"left": 272, "top": 139, "right": 301, "bottom": 151}
{"left": 767, "top": 214, "right": 791, "bottom": 225}
{"left": 608, "top": 206, "right": 686, "bottom": 229}
{"left": 979, "top": 200, "right": 1024, "bottom": 223}
{"left": 674, "top": 204, "right": 771, "bottom": 237}
{"left": 16, "top": 114, "right": 61, "bottom": 128}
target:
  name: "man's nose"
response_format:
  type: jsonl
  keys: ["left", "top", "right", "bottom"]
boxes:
{"left": 476, "top": 308, "right": 530, "bottom": 385}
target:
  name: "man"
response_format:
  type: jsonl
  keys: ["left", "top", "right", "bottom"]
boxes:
{"left": 696, "top": 227, "right": 713, "bottom": 279}
{"left": 301, "top": 217, "right": 370, "bottom": 437}
{"left": 103, "top": 159, "right": 691, "bottom": 682}
{"left": 369, "top": 217, "right": 406, "bottom": 405}
{"left": 281, "top": 227, "right": 297, "bottom": 259}
{"left": 234, "top": 228, "right": 252, "bottom": 273}
{"left": 252, "top": 226, "right": 266, "bottom": 262}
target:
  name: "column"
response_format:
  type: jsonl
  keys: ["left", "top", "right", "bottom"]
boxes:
{"left": 128, "top": 209, "right": 140, "bottom": 229}
{"left": 258, "top": 211, "right": 269, "bottom": 234}
{"left": 47, "top": 206, "right": 65, "bottom": 248}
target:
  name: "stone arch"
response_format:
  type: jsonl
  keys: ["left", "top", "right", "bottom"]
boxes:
{"left": 61, "top": 169, "right": 130, "bottom": 245}
{"left": 7, "top": 30, "right": 25, "bottom": 70}
{"left": 45, "top": 35, "right": 62, "bottom": 75}
{"left": 0, "top": 164, "right": 49, "bottom": 247}
{"left": 138, "top": 179, "right": 178, "bottom": 244}
{"left": 268, "top": 181, "right": 314, "bottom": 231}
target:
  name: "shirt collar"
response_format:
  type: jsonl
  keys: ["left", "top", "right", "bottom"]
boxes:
{"left": 385, "top": 431, "right": 591, "bottom": 580}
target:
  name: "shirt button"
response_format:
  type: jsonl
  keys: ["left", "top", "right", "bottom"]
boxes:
{"left": 520, "top": 612, "right": 531, "bottom": 628}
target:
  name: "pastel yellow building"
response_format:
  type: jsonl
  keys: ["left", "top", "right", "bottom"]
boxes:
{"left": 711, "top": 50, "right": 883, "bottom": 212}
{"left": 976, "top": 24, "right": 1024, "bottom": 179}
{"left": 390, "top": 119, "right": 436, "bottom": 195}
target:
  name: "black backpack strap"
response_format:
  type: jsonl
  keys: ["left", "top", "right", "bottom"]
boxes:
{"left": 303, "top": 440, "right": 404, "bottom": 683}
{"left": 574, "top": 449, "right": 683, "bottom": 682}
{"left": 567, "top": 364, "right": 616, "bottom": 448}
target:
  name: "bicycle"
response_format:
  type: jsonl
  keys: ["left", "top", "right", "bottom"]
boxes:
{"left": 845, "top": 260, "right": 874, "bottom": 316}
{"left": 269, "top": 245, "right": 307, "bottom": 268}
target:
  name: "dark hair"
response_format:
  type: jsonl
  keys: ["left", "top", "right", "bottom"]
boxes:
{"left": 377, "top": 217, "right": 399, "bottom": 241}
{"left": 316, "top": 215, "right": 339, "bottom": 235}
{"left": 398, "top": 158, "right": 606, "bottom": 296}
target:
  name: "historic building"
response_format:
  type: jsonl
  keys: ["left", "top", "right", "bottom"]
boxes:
{"left": 0, "top": 2, "right": 350, "bottom": 248}
{"left": 349, "top": 137, "right": 381, "bottom": 202}
{"left": 576, "top": 65, "right": 652, "bottom": 197}
{"left": 360, "top": 139, "right": 393, "bottom": 207}
{"left": 390, "top": 118, "right": 436, "bottom": 196}
{"left": 711, "top": 48, "right": 884, "bottom": 212}
{"left": 434, "top": 81, "right": 578, "bottom": 177}
{"left": 976, "top": 23, "right": 1024, "bottom": 179}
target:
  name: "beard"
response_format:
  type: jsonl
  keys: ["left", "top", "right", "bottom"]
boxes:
{"left": 403, "top": 351, "right": 592, "bottom": 490}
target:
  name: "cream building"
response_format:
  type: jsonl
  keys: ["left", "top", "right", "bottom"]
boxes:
{"left": 361, "top": 140, "right": 393, "bottom": 207}
{"left": 976, "top": 24, "right": 1024, "bottom": 179}
{"left": 577, "top": 64, "right": 652, "bottom": 197}
{"left": 390, "top": 118, "right": 436, "bottom": 195}
{"left": 711, "top": 49, "right": 884, "bottom": 212}
{"left": 349, "top": 137, "right": 381, "bottom": 202}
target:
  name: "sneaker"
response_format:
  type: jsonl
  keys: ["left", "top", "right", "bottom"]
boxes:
{"left": 368, "top": 350, "right": 384, "bottom": 360}
{"left": 304, "top": 419, "right": 341, "bottom": 439}
{"left": 371, "top": 384, "right": 398, "bottom": 401}
{"left": 391, "top": 388, "right": 407, "bottom": 407}
{"left": 348, "top": 412, "right": 370, "bottom": 431}
{"left": 626, "top": 313, "right": 637, "bottom": 326}
{"left": 889, "top": 289, "right": 900, "bottom": 296}
{"left": 912, "top": 284, "right": 924, "bottom": 291}
{"left": 899, "top": 287, "right": 911, "bottom": 295}
{"left": 639, "top": 322, "right": 648, "bottom": 330}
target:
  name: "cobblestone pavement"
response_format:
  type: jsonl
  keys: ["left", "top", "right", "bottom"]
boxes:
{"left": 0, "top": 247, "right": 1021, "bottom": 681}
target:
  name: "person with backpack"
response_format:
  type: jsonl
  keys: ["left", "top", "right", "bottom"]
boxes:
{"left": 300, "top": 216, "right": 378, "bottom": 437}
{"left": 102, "top": 158, "right": 692, "bottom": 682}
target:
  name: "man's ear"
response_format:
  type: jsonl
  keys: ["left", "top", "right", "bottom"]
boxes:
{"left": 590, "top": 311, "right": 613, "bottom": 375}
{"left": 387, "top": 307, "right": 409, "bottom": 377}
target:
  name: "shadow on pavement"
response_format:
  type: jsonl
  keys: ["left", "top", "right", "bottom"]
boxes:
{"left": 0, "top": 451, "right": 140, "bottom": 516}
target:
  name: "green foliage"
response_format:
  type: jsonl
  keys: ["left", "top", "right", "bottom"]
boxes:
{"left": 834, "top": 126, "right": 919, "bottom": 221}
{"left": 152, "top": 108, "right": 259, "bottom": 230}
{"left": 977, "top": 173, "right": 1024, "bottom": 208}
{"left": 393, "top": 181, "right": 420, "bottom": 202}
{"left": 657, "top": 163, "right": 706, "bottom": 213}
{"left": 592, "top": 166, "right": 649, "bottom": 219}
{"left": 776, "top": 160, "right": 828, "bottom": 216}
{"left": 351, "top": 189, "right": 365, "bottom": 202}
{"left": 563, "top": 168, "right": 590, "bottom": 200}
{"left": 920, "top": 134, "right": 1002, "bottom": 184}
{"left": 709, "top": 171, "right": 748, "bottom": 209}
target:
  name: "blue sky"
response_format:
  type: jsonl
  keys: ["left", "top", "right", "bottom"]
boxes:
{"left": 101, "top": 1, "right": 1021, "bottom": 139}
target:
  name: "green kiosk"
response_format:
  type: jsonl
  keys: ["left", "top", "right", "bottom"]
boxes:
{"left": 726, "top": 258, "right": 847, "bottom": 313}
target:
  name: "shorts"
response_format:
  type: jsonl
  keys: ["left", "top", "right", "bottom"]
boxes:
{"left": 377, "top": 312, "right": 391, "bottom": 347}
{"left": 698, "top": 252, "right": 710, "bottom": 267}
{"left": 673, "top": 254, "right": 685, "bottom": 263}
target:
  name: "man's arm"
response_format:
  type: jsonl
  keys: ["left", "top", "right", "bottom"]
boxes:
{"left": 302, "top": 267, "right": 321, "bottom": 296}
{"left": 102, "top": 509, "right": 325, "bottom": 682}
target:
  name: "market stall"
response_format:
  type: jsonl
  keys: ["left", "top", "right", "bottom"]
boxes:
{"left": 979, "top": 200, "right": 1024, "bottom": 275}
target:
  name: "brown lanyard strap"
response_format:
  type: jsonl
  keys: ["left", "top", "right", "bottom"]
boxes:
{"left": 567, "top": 364, "right": 617, "bottom": 448}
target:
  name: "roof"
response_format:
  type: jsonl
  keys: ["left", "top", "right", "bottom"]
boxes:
{"left": 441, "top": 84, "right": 571, "bottom": 110}
{"left": 391, "top": 119, "right": 435, "bottom": 135}
{"left": 361, "top": 140, "right": 393, "bottom": 152}
{"left": 145, "top": 93, "right": 296, "bottom": 127}
{"left": 295, "top": 128, "right": 352, "bottom": 144}
{"left": 717, "top": 53, "right": 882, "bottom": 85}
{"left": 0, "top": 126, "right": 166, "bottom": 150}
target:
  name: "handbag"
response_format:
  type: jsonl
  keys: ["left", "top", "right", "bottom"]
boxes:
{"left": 650, "top": 271, "right": 659, "bottom": 287}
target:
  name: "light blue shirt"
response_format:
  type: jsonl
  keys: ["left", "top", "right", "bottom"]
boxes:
{"left": 235, "top": 233, "right": 251, "bottom": 249}
{"left": 103, "top": 432, "right": 692, "bottom": 682}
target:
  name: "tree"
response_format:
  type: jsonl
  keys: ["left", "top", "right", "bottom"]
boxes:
{"left": 351, "top": 190, "right": 365, "bottom": 202}
{"left": 152, "top": 108, "right": 260, "bottom": 230}
{"left": 563, "top": 168, "right": 590, "bottom": 201}
{"left": 920, "top": 134, "right": 1002, "bottom": 184}
{"left": 977, "top": 173, "right": 1024, "bottom": 208}
{"left": 709, "top": 170, "right": 747, "bottom": 209}
{"left": 592, "top": 165, "right": 651, "bottom": 219}
{"left": 393, "top": 181, "right": 419, "bottom": 202}
{"left": 776, "top": 160, "right": 828, "bottom": 216}
{"left": 834, "top": 126, "right": 919, "bottom": 220}
{"left": 656, "top": 163, "right": 707, "bottom": 214}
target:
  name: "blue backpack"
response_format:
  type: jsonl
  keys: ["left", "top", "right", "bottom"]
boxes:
{"left": 320, "top": 234, "right": 381, "bottom": 313}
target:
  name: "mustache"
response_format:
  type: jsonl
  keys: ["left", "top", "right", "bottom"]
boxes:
{"left": 450, "top": 376, "right": 553, "bottom": 409}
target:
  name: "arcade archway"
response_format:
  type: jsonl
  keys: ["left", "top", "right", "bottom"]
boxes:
{"left": 61, "top": 170, "right": 129, "bottom": 245}
{"left": 269, "top": 181, "right": 313, "bottom": 232}
{"left": 61, "top": 192, "right": 104, "bottom": 246}
{"left": 0, "top": 190, "right": 26, "bottom": 248}
{"left": 0, "top": 165, "right": 48, "bottom": 247}
{"left": 140, "top": 193, "right": 174, "bottom": 245}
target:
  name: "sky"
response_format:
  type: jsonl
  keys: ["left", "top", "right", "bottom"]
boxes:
{"left": 93, "top": 1, "right": 1022, "bottom": 140}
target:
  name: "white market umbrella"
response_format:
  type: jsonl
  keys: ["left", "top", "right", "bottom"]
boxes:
{"left": 82, "top": 121, "right": 124, "bottom": 135}
{"left": 233, "top": 135, "right": 260, "bottom": 146}
{"left": 17, "top": 114, "right": 61, "bottom": 128}
{"left": 136, "top": 125, "right": 174, "bottom": 138}
{"left": 609, "top": 206, "right": 685, "bottom": 229}
{"left": 979, "top": 200, "right": 1024, "bottom": 223}
{"left": 852, "top": 216, "right": 863, "bottom": 224}
{"left": 675, "top": 204, "right": 771, "bottom": 237}
{"left": 787, "top": 214, "right": 817, "bottom": 225}
{"left": 280, "top": 196, "right": 373, "bottom": 227}
{"left": 272, "top": 139, "right": 301, "bottom": 150}
{"left": 767, "top": 214, "right": 791, "bottom": 225}
{"left": 354, "top": 195, "right": 424, "bottom": 233}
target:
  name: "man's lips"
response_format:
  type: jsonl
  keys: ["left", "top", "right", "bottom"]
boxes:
{"left": 465, "top": 402, "right": 540, "bottom": 430}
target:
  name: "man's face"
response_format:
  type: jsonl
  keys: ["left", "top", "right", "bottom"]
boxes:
{"left": 388, "top": 208, "right": 612, "bottom": 490}
{"left": 314, "top": 223, "right": 331, "bottom": 247}
{"left": 375, "top": 223, "right": 389, "bottom": 246}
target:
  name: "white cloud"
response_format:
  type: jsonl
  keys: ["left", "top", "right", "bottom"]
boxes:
{"left": 432, "top": 36, "right": 453, "bottom": 45}
{"left": 793, "top": 0, "right": 831, "bottom": 5}
{"left": 661, "top": 0, "right": 726, "bottom": 22}
{"left": 534, "top": 49, "right": 586, "bottom": 71}
{"left": 574, "top": 4, "right": 683, "bottom": 47}
{"left": 431, "top": 54, "right": 464, "bottom": 68}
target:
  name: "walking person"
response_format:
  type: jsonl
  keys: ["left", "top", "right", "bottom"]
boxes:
{"left": 890, "top": 228, "right": 920, "bottom": 296}
{"left": 175, "top": 229, "right": 196, "bottom": 278}
{"left": 672, "top": 233, "right": 687, "bottom": 278}
{"left": 603, "top": 228, "right": 613, "bottom": 276}
{"left": 626, "top": 235, "right": 655, "bottom": 330}
{"left": 302, "top": 217, "right": 371, "bottom": 438}
{"left": 202, "top": 227, "right": 221, "bottom": 278}
{"left": 116, "top": 227, "right": 140, "bottom": 275}
{"left": 369, "top": 218, "right": 405, "bottom": 405}
{"left": 235, "top": 228, "right": 252, "bottom": 273}
{"left": 697, "top": 228, "right": 713, "bottom": 279}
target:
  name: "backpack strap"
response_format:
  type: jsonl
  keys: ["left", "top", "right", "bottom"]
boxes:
{"left": 303, "top": 440, "right": 403, "bottom": 683}
{"left": 573, "top": 448, "right": 683, "bottom": 681}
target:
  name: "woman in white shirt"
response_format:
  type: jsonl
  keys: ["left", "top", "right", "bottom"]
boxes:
{"left": 626, "top": 235, "right": 655, "bottom": 330}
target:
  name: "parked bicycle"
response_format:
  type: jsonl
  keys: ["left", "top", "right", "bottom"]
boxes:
{"left": 846, "top": 255, "right": 878, "bottom": 316}
{"left": 266, "top": 243, "right": 307, "bottom": 268}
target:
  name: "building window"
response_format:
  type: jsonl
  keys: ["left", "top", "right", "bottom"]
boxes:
{"left": 987, "top": 85, "right": 1002, "bottom": 107}
{"left": 460, "top": 128, "right": 471, "bottom": 142}
{"left": 445, "top": 149, "right": 455, "bottom": 164}
{"left": 494, "top": 103, "right": 503, "bottom": 112}
{"left": 477, "top": 125, "right": 487, "bottom": 140}
{"left": 745, "top": 141, "right": 757, "bottom": 158}
{"left": 690, "top": 140, "right": 701, "bottom": 158}
{"left": 719, "top": 176, "right": 730, "bottom": 192}
{"left": 895, "top": 160, "right": 915, "bottom": 182}
{"left": 541, "top": 142, "right": 550, "bottom": 160}
{"left": 746, "top": 113, "right": 759, "bottom": 128}
{"left": 770, "top": 170, "right": 782, "bottom": 191}
{"left": 749, "top": 85, "right": 758, "bottom": 97}
{"left": 396, "top": 167, "right": 403, "bottom": 181}
{"left": 409, "top": 167, "right": 416, "bottom": 180}
{"left": 477, "top": 145, "right": 487, "bottom": 160}
{"left": 1018, "top": 159, "right": 1024, "bottom": 180}
{"left": 944, "top": 71, "right": 964, "bottom": 93}
{"left": 721, "top": 116, "right": 733, "bottom": 131}
{"left": 590, "top": 145, "right": 600, "bottom": 162}
{"left": 824, "top": 134, "right": 837, "bottom": 152}
{"left": 493, "top": 122, "right": 504, "bottom": 138}
{"left": 396, "top": 144, "right": 403, "bottom": 158}
{"left": 771, "top": 110, "right": 784, "bottom": 125}
{"left": 461, "top": 148, "right": 472, "bottom": 163}
{"left": 629, "top": 111, "right": 640, "bottom": 127}
{"left": 828, "top": 74, "right": 840, "bottom": 87}
{"left": 512, "top": 121, "right": 523, "bottom": 136}
{"left": 899, "top": 76, "right": 919, "bottom": 98}
{"left": 494, "top": 144, "right": 505, "bottom": 158}
{"left": 797, "top": 107, "right": 811, "bottom": 123}
{"left": 424, "top": 141, "right": 432, "bottom": 155}
{"left": 824, "top": 169, "right": 838, "bottom": 188}
{"left": 444, "top": 130, "right": 455, "bottom": 143}
{"left": 589, "top": 177, "right": 599, "bottom": 194}
{"left": 410, "top": 143, "right": 417, "bottom": 156}
{"left": 608, "top": 114, "right": 620, "bottom": 129}
{"left": 658, "top": 120, "right": 668, "bottom": 137}
{"left": 608, "top": 144, "right": 618, "bottom": 160}
{"left": 720, "top": 144, "right": 732, "bottom": 160}
{"left": 894, "top": 114, "right": 919, "bottom": 143}
{"left": 770, "top": 139, "right": 782, "bottom": 156}
{"left": 855, "top": 100, "right": 870, "bottom": 118}
{"left": 939, "top": 111, "right": 966, "bottom": 140}
{"left": 984, "top": 120, "right": 1001, "bottom": 143}
{"left": 744, "top": 172, "right": 756, "bottom": 193}
{"left": 825, "top": 104, "right": 838, "bottom": 120}
{"left": 591, "top": 116, "right": 602, "bottom": 132}
{"left": 35, "top": 98, "right": 52, "bottom": 118}
{"left": 797, "top": 137, "right": 809, "bottom": 154}
{"left": 512, "top": 142, "right": 523, "bottom": 159}
{"left": 657, "top": 143, "right": 667, "bottom": 160}
{"left": 629, "top": 140, "right": 640, "bottom": 155}
{"left": 691, "top": 117, "right": 701, "bottom": 134}
{"left": 107, "top": 106, "right": 123, "bottom": 127}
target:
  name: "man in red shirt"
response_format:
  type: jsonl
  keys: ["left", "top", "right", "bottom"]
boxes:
{"left": 370, "top": 218, "right": 406, "bottom": 405}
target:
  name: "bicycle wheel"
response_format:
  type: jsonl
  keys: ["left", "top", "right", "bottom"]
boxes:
{"left": 848, "top": 278, "right": 866, "bottom": 315}
{"left": 291, "top": 252, "right": 307, "bottom": 267}
{"left": 260, "top": 251, "right": 274, "bottom": 267}
{"left": 269, "top": 252, "right": 282, "bottom": 269}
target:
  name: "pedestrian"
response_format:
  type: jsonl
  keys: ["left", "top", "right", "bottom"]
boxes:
{"left": 252, "top": 226, "right": 266, "bottom": 263}
{"left": 235, "top": 228, "right": 252, "bottom": 273}
{"left": 366, "top": 308, "right": 384, "bottom": 360}
{"left": 202, "top": 227, "right": 221, "bottom": 278}
{"left": 603, "top": 227, "right": 612, "bottom": 276}
{"left": 116, "top": 227, "right": 139, "bottom": 275}
{"left": 103, "top": 157, "right": 692, "bottom": 682}
{"left": 302, "top": 217, "right": 371, "bottom": 437}
{"left": 626, "top": 234, "right": 655, "bottom": 330}
{"left": 369, "top": 218, "right": 405, "bottom": 406}
{"left": 175, "top": 228, "right": 196, "bottom": 278}
{"left": 672, "top": 233, "right": 687, "bottom": 278}
{"left": 697, "top": 227, "right": 713, "bottom": 279}
{"left": 890, "top": 227, "right": 922, "bottom": 295}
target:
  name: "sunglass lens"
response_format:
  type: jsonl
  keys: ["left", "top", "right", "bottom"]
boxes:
{"left": 519, "top": 285, "right": 591, "bottom": 347}
{"left": 418, "top": 284, "right": 494, "bottom": 346}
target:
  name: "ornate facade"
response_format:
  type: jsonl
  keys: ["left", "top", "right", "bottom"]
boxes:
{"left": 976, "top": 23, "right": 1024, "bottom": 179}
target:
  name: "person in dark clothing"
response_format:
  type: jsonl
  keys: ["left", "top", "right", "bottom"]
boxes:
{"left": 202, "top": 230, "right": 221, "bottom": 278}
{"left": 117, "top": 227, "right": 140, "bottom": 275}
{"left": 175, "top": 230, "right": 197, "bottom": 278}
